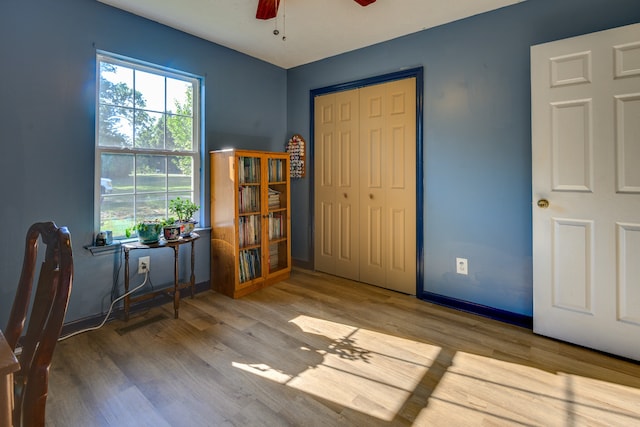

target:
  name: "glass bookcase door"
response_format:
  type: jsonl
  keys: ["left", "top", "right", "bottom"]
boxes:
{"left": 238, "top": 155, "right": 262, "bottom": 283}
{"left": 267, "top": 156, "right": 289, "bottom": 274}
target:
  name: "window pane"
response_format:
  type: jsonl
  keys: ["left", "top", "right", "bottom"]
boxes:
{"left": 135, "top": 70, "right": 165, "bottom": 112}
{"left": 99, "top": 63, "right": 133, "bottom": 107}
{"left": 169, "top": 192, "right": 194, "bottom": 202}
{"left": 98, "top": 106, "right": 133, "bottom": 147}
{"left": 166, "top": 79, "right": 192, "bottom": 114}
{"left": 136, "top": 155, "right": 167, "bottom": 193}
{"left": 135, "top": 111, "right": 164, "bottom": 149}
{"left": 101, "top": 153, "right": 134, "bottom": 195}
{"left": 100, "top": 194, "right": 134, "bottom": 238}
{"left": 166, "top": 114, "right": 193, "bottom": 151}
{"left": 168, "top": 156, "right": 192, "bottom": 190}
{"left": 136, "top": 193, "right": 167, "bottom": 221}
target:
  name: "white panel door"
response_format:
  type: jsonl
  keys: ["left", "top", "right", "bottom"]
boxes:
{"left": 360, "top": 78, "right": 416, "bottom": 294}
{"left": 532, "top": 23, "right": 640, "bottom": 361}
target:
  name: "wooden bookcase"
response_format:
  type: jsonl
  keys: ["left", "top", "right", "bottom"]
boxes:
{"left": 210, "top": 149, "right": 291, "bottom": 298}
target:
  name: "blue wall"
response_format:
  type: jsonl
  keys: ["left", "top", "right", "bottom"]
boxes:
{"left": 2, "top": 0, "right": 639, "bottom": 328}
{"left": 286, "top": 0, "right": 640, "bottom": 316}
{"left": 0, "top": 0, "right": 287, "bottom": 327}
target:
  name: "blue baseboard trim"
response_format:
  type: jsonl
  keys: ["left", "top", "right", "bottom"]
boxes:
{"left": 419, "top": 291, "right": 533, "bottom": 329}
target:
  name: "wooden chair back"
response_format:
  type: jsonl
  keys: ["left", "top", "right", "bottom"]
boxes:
{"left": 4, "top": 222, "right": 73, "bottom": 427}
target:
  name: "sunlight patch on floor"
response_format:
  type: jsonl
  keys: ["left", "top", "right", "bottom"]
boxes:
{"left": 232, "top": 362, "right": 293, "bottom": 384}
{"left": 413, "top": 352, "right": 640, "bottom": 426}
{"left": 234, "top": 315, "right": 442, "bottom": 421}
{"left": 233, "top": 316, "right": 640, "bottom": 425}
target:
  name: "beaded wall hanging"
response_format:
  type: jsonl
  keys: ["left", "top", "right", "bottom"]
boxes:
{"left": 286, "top": 134, "right": 306, "bottom": 178}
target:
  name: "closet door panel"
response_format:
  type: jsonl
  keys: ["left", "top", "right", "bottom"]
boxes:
{"left": 315, "top": 89, "right": 360, "bottom": 280}
{"left": 314, "top": 94, "right": 337, "bottom": 274}
{"left": 360, "top": 87, "right": 386, "bottom": 286}
{"left": 385, "top": 79, "right": 416, "bottom": 293}
{"left": 335, "top": 90, "right": 360, "bottom": 280}
{"left": 360, "top": 78, "right": 416, "bottom": 293}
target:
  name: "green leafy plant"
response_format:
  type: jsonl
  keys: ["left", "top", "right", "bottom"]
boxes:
{"left": 125, "top": 220, "right": 163, "bottom": 239}
{"left": 161, "top": 217, "right": 177, "bottom": 227}
{"left": 169, "top": 197, "right": 199, "bottom": 222}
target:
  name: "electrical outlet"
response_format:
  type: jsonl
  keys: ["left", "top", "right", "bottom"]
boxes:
{"left": 456, "top": 257, "right": 468, "bottom": 275}
{"left": 138, "top": 256, "right": 150, "bottom": 274}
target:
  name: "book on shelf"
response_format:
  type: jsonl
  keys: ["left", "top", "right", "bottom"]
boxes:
{"left": 268, "top": 159, "right": 284, "bottom": 182}
{"left": 268, "top": 213, "right": 284, "bottom": 240}
{"left": 268, "top": 187, "right": 281, "bottom": 210}
{"left": 268, "top": 244, "right": 279, "bottom": 271}
{"left": 239, "top": 186, "right": 260, "bottom": 213}
{"left": 239, "top": 248, "right": 261, "bottom": 282}
{"left": 239, "top": 157, "right": 260, "bottom": 184}
{"left": 239, "top": 215, "right": 260, "bottom": 247}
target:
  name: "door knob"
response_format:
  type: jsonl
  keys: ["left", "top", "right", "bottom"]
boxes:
{"left": 369, "top": 194, "right": 373, "bottom": 199}
{"left": 343, "top": 193, "right": 347, "bottom": 198}
{"left": 537, "top": 199, "right": 549, "bottom": 208}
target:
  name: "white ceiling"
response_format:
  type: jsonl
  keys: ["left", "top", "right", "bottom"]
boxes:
{"left": 98, "top": 0, "right": 524, "bottom": 69}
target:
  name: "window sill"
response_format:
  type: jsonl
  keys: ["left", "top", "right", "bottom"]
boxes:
{"left": 84, "top": 241, "right": 124, "bottom": 256}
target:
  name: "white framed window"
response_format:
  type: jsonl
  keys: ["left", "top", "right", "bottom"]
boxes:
{"left": 95, "top": 52, "right": 202, "bottom": 239}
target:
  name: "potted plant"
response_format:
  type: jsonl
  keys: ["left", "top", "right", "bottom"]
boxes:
{"left": 169, "top": 197, "right": 199, "bottom": 237}
{"left": 125, "top": 220, "right": 163, "bottom": 244}
{"left": 161, "top": 217, "right": 181, "bottom": 241}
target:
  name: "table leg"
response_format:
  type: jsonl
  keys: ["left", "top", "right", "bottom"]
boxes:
{"left": 190, "top": 240, "right": 196, "bottom": 298}
{"left": 0, "top": 373, "right": 13, "bottom": 427}
{"left": 173, "top": 246, "right": 179, "bottom": 319}
{"left": 124, "top": 248, "right": 130, "bottom": 321}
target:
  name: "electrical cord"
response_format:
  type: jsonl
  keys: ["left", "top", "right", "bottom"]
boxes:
{"left": 58, "top": 269, "right": 150, "bottom": 341}
{"left": 148, "top": 273, "right": 155, "bottom": 291}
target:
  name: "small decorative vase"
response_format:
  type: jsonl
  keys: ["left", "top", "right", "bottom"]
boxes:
{"left": 179, "top": 220, "right": 197, "bottom": 237}
{"left": 163, "top": 224, "right": 181, "bottom": 241}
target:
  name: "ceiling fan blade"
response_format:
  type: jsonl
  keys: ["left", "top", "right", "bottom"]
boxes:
{"left": 256, "top": 0, "right": 373, "bottom": 20}
{"left": 256, "top": 0, "right": 280, "bottom": 20}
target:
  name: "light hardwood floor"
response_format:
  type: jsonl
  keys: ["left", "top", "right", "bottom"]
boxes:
{"left": 46, "top": 269, "right": 640, "bottom": 426}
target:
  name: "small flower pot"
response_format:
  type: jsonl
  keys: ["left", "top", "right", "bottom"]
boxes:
{"left": 179, "top": 220, "right": 197, "bottom": 237}
{"left": 163, "top": 224, "right": 181, "bottom": 241}
{"left": 137, "top": 222, "right": 162, "bottom": 244}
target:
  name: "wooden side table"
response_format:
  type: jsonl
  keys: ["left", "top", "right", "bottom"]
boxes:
{"left": 0, "top": 330, "right": 19, "bottom": 427}
{"left": 123, "top": 233, "right": 199, "bottom": 320}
